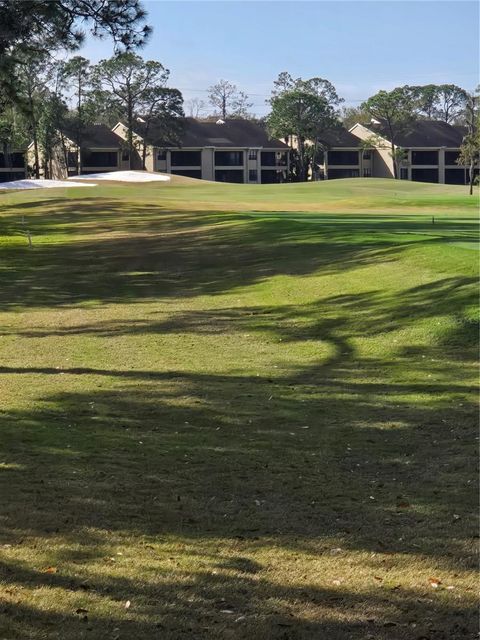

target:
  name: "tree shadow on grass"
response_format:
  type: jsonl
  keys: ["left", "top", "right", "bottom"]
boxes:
{"left": 0, "top": 345, "right": 477, "bottom": 638}
{"left": 0, "top": 197, "right": 478, "bottom": 310}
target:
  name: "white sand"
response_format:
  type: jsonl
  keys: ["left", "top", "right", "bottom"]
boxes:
{"left": 0, "top": 178, "right": 97, "bottom": 191}
{"left": 70, "top": 170, "right": 171, "bottom": 182}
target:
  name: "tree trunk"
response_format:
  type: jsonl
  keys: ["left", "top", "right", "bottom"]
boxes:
{"left": 127, "top": 97, "right": 133, "bottom": 170}
{"left": 297, "top": 136, "right": 306, "bottom": 182}
{"left": 32, "top": 131, "right": 40, "bottom": 179}
{"left": 391, "top": 141, "right": 398, "bottom": 179}
{"left": 469, "top": 159, "right": 474, "bottom": 195}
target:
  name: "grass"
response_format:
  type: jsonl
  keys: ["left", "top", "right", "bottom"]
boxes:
{"left": 0, "top": 177, "right": 478, "bottom": 639}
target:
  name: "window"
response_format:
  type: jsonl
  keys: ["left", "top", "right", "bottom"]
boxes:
{"left": 83, "top": 151, "right": 118, "bottom": 168}
{"left": 171, "top": 169, "right": 202, "bottom": 179}
{"left": 248, "top": 150, "right": 258, "bottom": 160}
{"left": 261, "top": 151, "right": 276, "bottom": 166}
{"left": 261, "top": 169, "right": 283, "bottom": 184}
{"left": 400, "top": 167, "right": 409, "bottom": 180}
{"left": 121, "top": 151, "right": 129, "bottom": 161}
{"left": 328, "top": 150, "right": 359, "bottom": 165}
{"left": 0, "top": 171, "right": 25, "bottom": 182}
{"left": 445, "top": 168, "right": 467, "bottom": 185}
{"left": 363, "top": 168, "right": 371, "bottom": 177}
{"left": 411, "top": 168, "right": 439, "bottom": 183}
{"left": 249, "top": 169, "right": 258, "bottom": 182}
{"left": 326, "top": 168, "right": 359, "bottom": 179}
{"left": 215, "top": 151, "right": 243, "bottom": 166}
{"left": 445, "top": 150, "right": 460, "bottom": 165}
{"left": 67, "top": 151, "right": 77, "bottom": 167}
{"left": 157, "top": 150, "right": 167, "bottom": 161}
{"left": 411, "top": 150, "right": 438, "bottom": 165}
{"left": 0, "top": 152, "right": 25, "bottom": 168}
{"left": 171, "top": 150, "right": 201, "bottom": 166}
{"left": 215, "top": 169, "right": 244, "bottom": 183}
{"left": 362, "top": 151, "right": 371, "bottom": 160}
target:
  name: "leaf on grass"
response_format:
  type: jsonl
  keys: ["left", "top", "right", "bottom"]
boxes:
{"left": 428, "top": 578, "right": 441, "bottom": 588}
{"left": 75, "top": 608, "right": 88, "bottom": 614}
{"left": 41, "top": 566, "right": 57, "bottom": 574}
{"left": 125, "top": 600, "right": 131, "bottom": 609}
{"left": 373, "top": 576, "right": 383, "bottom": 582}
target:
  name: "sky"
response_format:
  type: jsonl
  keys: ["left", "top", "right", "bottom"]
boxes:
{"left": 76, "top": 0, "right": 479, "bottom": 116}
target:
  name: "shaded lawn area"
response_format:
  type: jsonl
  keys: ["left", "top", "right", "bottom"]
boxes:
{"left": 0, "top": 179, "right": 478, "bottom": 639}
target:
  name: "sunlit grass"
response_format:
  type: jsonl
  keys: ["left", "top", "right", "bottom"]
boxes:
{"left": 0, "top": 178, "right": 478, "bottom": 638}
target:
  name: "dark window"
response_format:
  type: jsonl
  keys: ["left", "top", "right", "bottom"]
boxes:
{"left": 411, "top": 168, "right": 439, "bottom": 183}
{"left": 261, "top": 169, "right": 284, "bottom": 184}
{"left": 260, "top": 151, "right": 277, "bottom": 166}
{"left": 0, "top": 171, "right": 25, "bottom": 182}
{"left": 411, "top": 150, "right": 438, "bottom": 165}
{"left": 215, "top": 169, "right": 244, "bottom": 183}
{"left": 328, "top": 150, "right": 359, "bottom": 165}
{"left": 170, "top": 169, "right": 202, "bottom": 179}
{"left": 157, "top": 150, "right": 167, "bottom": 161}
{"left": 445, "top": 168, "right": 467, "bottom": 185}
{"left": 362, "top": 151, "right": 371, "bottom": 160}
{"left": 276, "top": 152, "right": 288, "bottom": 166}
{"left": 363, "top": 168, "right": 371, "bottom": 177}
{"left": 67, "top": 151, "right": 77, "bottom": 166}
{"left": 249, "top": 169, "right": 258, "bottom": 182}
{"left": 83, "top": 151, "right": 118, "bottom": 167}
{"left": 0, "top": 152, "right": 25, "bottom": 168}
{"left": 171, "top": 150, "right": 201, "bottom": 166}
{"left": 215, "top": 151, "right": 243, "bottom": 166}
{"left": 121, "top": 151, "right": 129, "bottom": 161}
{"left": 400, "top": 167, "right": 409, "bottom": 180}
{"left": 327, "top": 168, "right": 360, "bottom": 179}
{"left": 248, "top": 150, "right": 258, "bottom": 160}
{"left": 445, "top": 150, "right": 460, "bottom": 165}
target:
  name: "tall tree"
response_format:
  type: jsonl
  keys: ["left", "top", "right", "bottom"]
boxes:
{"left": 137, "top": 86, "right": 184, "bottom": 169}
{"left": 59, "top": 56, "right": 92, "bottom": 174}
{"left": 361, "top": 88, "right": 415, "bottom": 178}
{"left": 15, "top": 52, "right": 51, "bottom": 178}
{"left": 0, "top": 0, "right": 150, "bottom": 100}
{"left": 458, "top": 88, "right": 479, "bottom": 195}
{"left": 406, "top": 84, "right": 468, "bottom": 122}
{"left": 267, "top": 73, "right": 341, "bottom": 181}
{"left": 207, "top": 80, "right": 253, "bottom": 119}
{"left": 186, "top": 98, "right": 207, "bottom": 118}
{"left": 341, "top": 105, "right": 370, "bottom": 129}
{"left": 92, "top": 53, "right": 183, "bottom": 169}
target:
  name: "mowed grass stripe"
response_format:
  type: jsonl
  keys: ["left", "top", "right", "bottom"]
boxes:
{"left": 0, "top": 178, "right": 478, "bottom": 639}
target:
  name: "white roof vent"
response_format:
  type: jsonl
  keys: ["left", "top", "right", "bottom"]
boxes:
{"left": 136, "top": 116, "right": 146, "bottom": 123}
{"left": 216, "top": 118, "right": 225, "bottom": 125}
{"left": 370, "top": 117, "right": 381, "bottom": 125}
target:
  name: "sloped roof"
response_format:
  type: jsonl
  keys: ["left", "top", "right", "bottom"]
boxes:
{"left": 136, "top": 117, "right": 289, "bottom": 149}
{"left": 317, "top": 127, "right": 361, "bottom": 148}
{"left": 62, "top": 124, "right": 123, "bottom": 148}
{"left": 365, "top": 119, "right": 465, "bottom": 147}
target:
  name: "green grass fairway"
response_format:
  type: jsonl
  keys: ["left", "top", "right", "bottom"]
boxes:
{"left": 0, "top": 178, "right": 478, "bottom": 639}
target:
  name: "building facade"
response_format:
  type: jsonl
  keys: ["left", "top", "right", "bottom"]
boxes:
{"left": 319, "top": 120, "right": 471, "bottom": 185}
{"left": 0, "top": 149, "right": 28, "bottom": 182}
{"left": 113, "top": 118, "right": 290, "bottom": 184}
{"left": 26, "top": 124, "right": 125, "bottom": 179}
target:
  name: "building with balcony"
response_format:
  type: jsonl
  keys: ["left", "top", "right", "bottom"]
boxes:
{"left": 112, "top": 117, "right": 290, "bottom": 183}
{"left": 27, "top": 124, "right": 124, "bottom": 179}
{"left": 0, "top": 148, "right": 28, "bottom": 182}
{"left": 348, "top": 120, "right": 471, "bottom": 184}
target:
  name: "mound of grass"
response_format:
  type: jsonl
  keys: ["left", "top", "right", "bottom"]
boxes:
{"left": 0, "top": 179, "right": 478, "bottom": 639}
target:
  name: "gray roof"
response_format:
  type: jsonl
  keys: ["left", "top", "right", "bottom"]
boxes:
{"left": 63, "top": 124, "right": 123, "bottom": 148}
{"left": 137, "top": 117, "right": 289, "bottom": 149}
{"left": 317, "top": 127, "right": 361, "bottom": 148}
{"left": 366, "top": 120, "right": 465, "bottom": 148}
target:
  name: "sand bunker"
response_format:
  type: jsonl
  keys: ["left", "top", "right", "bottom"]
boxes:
{"left": 0, "top": 178, "right": 96, "bottom": 191}
{"left": 70, "top": 170, "right": 171, "bottom": 182}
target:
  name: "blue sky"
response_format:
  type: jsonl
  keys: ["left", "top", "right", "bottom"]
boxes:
{"left": 77, "top": 1, "right": 479, "bottom": 116}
